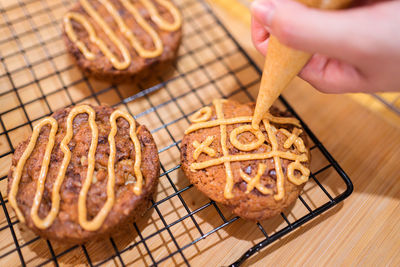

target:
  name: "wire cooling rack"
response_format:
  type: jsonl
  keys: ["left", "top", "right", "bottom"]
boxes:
{"left": 0, "top": 0, "right": 353, "bottom": 265}
{"left": 372, "top": 93, "right": 400, "bottom": 116}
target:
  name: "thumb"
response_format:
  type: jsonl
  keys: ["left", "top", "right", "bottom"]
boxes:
{"left": 251, "top": 0, "right": 374, "bottom": 64}
{"left": 299, "top": 54, "right": 371, "bottom": 93}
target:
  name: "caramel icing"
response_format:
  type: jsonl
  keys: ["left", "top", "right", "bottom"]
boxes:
{"left": 263, "top": 113, "right": 301, "bottom": 128}
{"left": 230, "top": 125, "right": 265, "bottom": 152}
{"left": 188, "top": 100, "right": 310, "bottom": 200}
{"left": 280, "top": 128, "right": 306, "bottom": 153}
{"left": 64, "top": 0, "right": 181, "bottom": 70}
{"left": 9, "top": 117, "right": 58, "bottom": 226}
{"left": 189, "top": 107, "right": 212, "bottom": 123}
{"left": 239, "top": 164, "right": 272, "bottom": 194}
{"left": 184, "top": 113, "right": 300, "bottom": 135}
{"left": 139, "top": 0, "right": 182, "bottom": 31}
{"left": 9, "top": 105, "right": 143, "bottom": 231}
{"left": 288, "top": 160, "right": 310, "bottom": 185}
{"left": 64, "top": 4, "right": 131, "bottom": 70}
{"left": 214, "top": 99, "right": 234, "bottom": 199}
{"left": 189, "top": 151, "right": 307, "bottom": 170}
{"left": 110, "top": 110, "right": 143, "bottom": 195}
{"left": 192, "top": 136, "right": 216, "bottom": 160}
{"left": 262, "top": 119, "right": 285, "bottom": 200}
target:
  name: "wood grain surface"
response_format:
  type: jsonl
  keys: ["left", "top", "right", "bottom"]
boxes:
{"left": 0, "top": 0, "right": 399, "bottom": 266}
{"left": 210, "top": 3, "right": 400, "bottom": 266}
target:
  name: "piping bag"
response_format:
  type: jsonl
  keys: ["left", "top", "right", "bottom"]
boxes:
{"left": 251, "top": 0, "right": 352, "bottom": 129}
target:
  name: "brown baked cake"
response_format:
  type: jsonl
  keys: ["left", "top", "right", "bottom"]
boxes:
{"left": 63, "top": 0, "right": 182, "bottom": 82}
{"left": 8, "top": 105, "right": 160, "bottom": 243}
{"left": 180, "top": 99, "right": 311, "bottom": 221}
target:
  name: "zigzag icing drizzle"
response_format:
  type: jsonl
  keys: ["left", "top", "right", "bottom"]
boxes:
{"left": 9, "top": 105, "right": 143, "bottom": 231}
{"left": 64, "top": 0, "right": 181, "bottom": 70}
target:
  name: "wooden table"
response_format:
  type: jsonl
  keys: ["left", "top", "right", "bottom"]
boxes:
{"left": 207, "top": 3, "right": 400, "bottom": 266}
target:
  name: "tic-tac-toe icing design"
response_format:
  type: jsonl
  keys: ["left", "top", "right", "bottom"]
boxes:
{"left": 186, "top": 99, "right": 310, "bottom": 200}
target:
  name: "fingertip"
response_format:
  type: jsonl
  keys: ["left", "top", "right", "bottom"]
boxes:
{"left": 251, "top": 0, "right": 276, "bottom": 27}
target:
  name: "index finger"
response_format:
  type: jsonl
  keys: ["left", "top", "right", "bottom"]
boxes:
{"left": 251, "top": 16, "right": 270, "bottom": 55}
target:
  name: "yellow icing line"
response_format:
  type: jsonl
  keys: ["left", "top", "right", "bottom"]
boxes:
{"left": 190, "top": 151, "right": 307, "bottom": 170}
{"left": 189, "top": 107, "right": 212, "bottom": 123}
{"left": 262, "top": 119, "right": 285, "bottom": 201}
{"left": 239, "top": 163, "right": 272, "bottom": 194}
{"left": 79, "top": 0, "right": 132, "bottom": 68}
{"left": 119, "top": 0, "right": 163, "bottom": 58}
{"left": 282, "top": 127, "right": 301, "bottom": 149}
{"left": 30, "top": 118, "right": 60, "bottom": 229}
{"left": 280, "top": 128, "right": 306, "bottom": 153}
{"left": 65, "top": 7, "right": 131, "bottom": 69}
{"left": 10, "top": 105, "right": 143, "bottom": 231}
{"left": 214, "top": 99, "right": 234, "bottom": 199}
{"left": 60, "top": 106, "right": 98, "bottom": 232}
{"left": 10, "top": 117, "right": 58, "bottom": 225}
{"left": 185, "top": 114, "right": 300, "bottom": 134}
{"left": 288, "top": 160, "right": 310, "bottom": 185}
{"left": 185, "top": 116, "right": 253, "bottom": 134}
{"left": 140, "top": 0, "right": 182, "bottom": 31}
{"left": 192, "top": 136, "right": 215, "bottom": 160}
{"left": 110, "top": 110, "right": 143, "bottom": 195}
{"left": 64, "top": 0, "right": 181, "bottom": 69}
{"left": 64, "top": 13, "right": 96, "bottom": 60}
{"left": 263, "top": 113, "right": 301, "bottom": 128}
{"left": 229, "top": 125, "right": 265, "bottom": 151}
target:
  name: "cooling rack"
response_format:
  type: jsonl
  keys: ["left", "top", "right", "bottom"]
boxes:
{"left": 372, "top": 93, "right": 400, "bottom": 116}
{"left": 0, "top": 0, "right": 353, "bottom": 266}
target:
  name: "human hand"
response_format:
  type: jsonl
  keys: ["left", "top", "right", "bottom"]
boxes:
{"left": 251, "top": 0, "right": 400, "bottom": 93}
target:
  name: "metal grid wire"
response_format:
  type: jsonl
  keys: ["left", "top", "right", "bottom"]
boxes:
{"left": 372, "top": 94, "right": 400, "bottom": 116}
{"left": 0, "top": 0, "right": 353, "bottom": 266}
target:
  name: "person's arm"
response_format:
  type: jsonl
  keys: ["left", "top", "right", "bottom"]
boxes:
{"left": 251, "top": 0, "right": 400, "bottom": 93}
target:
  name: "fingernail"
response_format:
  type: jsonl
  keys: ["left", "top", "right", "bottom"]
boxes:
{"left": 251, "top": 0, "right": 276, "bottom": 26}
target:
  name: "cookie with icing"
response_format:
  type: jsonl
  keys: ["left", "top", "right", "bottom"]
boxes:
{"left": 180, "top": 99, "right": 311, "bottom": 221}
{"left": 63, "top": 0, "right": 182, "bottom": 82}
{"left": 8, "top": 105, "right": 159, "bottom": 243}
